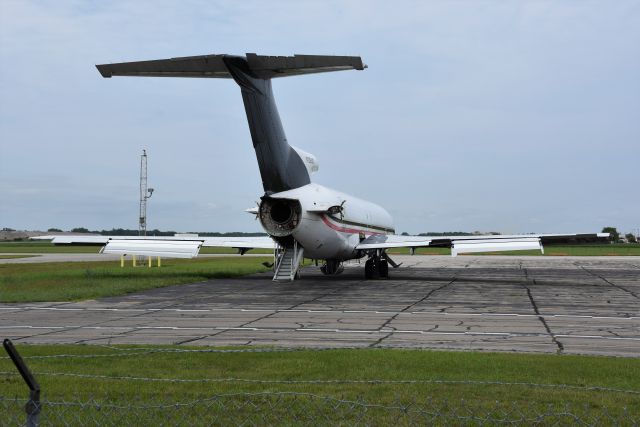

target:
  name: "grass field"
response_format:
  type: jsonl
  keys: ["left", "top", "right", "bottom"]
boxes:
{"left": 3, "top": 241, "right": 639, "bottom": 256}
{"left": 1, "top": 345, "right": 638, "bottom": 423}
{"left": 0, "top": 257, "right": 271, "bottom": 303}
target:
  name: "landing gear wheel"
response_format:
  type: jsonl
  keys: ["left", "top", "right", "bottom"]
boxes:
{"left": 321, "top": 259, "right": 344, "bottom": 275}
{"left": 379, "top": 260, "right": 389, "bottom": 278}
{"left": 365, "top": 258, "right": 373, "bottom": 279}
{"left": 364, "top": 257, "right": 389, "bottom": 280}
{"left": 365, "top": 257, "right": 381, "bottom": 279}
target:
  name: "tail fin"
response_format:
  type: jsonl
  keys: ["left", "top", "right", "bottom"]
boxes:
{"left": 96, "top": 53, "right": 365, "bottom": 193}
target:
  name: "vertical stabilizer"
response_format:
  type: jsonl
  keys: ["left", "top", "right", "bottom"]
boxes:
{"left": 96, "top": 53, "right": 365, "bottom": 193}
{"left": 221, "top": 56, "right": 309, "bottom": 193}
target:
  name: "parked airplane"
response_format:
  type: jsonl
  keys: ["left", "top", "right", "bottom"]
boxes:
{"left": 38, "top": 53, "right": 607, "bottom": 280}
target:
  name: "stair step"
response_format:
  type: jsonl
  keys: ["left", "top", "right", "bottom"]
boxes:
{"left": 273, "top": 245, "right": 303, "bottom": 281}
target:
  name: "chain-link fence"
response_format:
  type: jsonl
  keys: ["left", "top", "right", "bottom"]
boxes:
{"left": 2, "top": 393, "right": 638, "bottom": 426}
{"left": 2, "top": 341, "right": 639, "bottom": 426}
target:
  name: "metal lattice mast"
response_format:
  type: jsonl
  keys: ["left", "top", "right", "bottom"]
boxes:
{"left": 138, "top": 149, "right": 153, "bottom": 236}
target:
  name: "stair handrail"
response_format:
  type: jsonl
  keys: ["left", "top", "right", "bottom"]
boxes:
{"left": 274, "top": 243, "right": 285, "bottom": 275}
{"left": 291, "top": 240, "right": 297, "bottom": 280}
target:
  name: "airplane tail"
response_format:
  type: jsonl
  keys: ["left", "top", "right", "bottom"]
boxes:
{"left": 96, "top": 53, "right": 365, "bottom": 194}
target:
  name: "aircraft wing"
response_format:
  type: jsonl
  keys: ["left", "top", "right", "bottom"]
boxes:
{"left": 31, "top": 235, "right": 276, "bottom": 258}
{"left": 356, "top": 233, "right": 610, "bottom": 256}
{"left": 200, "top": 236, "right": 276, "bottom": 250}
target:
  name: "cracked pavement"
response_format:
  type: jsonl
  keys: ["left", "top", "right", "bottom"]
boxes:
{"left": 1, "top": 255, "right": 639, "bottom": 356}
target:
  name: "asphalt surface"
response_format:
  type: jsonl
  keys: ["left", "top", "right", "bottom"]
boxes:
{"left": 1, "top": 255, "right": 639, "bottom": 356}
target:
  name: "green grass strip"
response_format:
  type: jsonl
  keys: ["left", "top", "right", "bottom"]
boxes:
{"left": 0, "top": 345, "right": 638, "bottom": 415}
{"left": 0, "top": 257, "right": 271, "bottom": 302}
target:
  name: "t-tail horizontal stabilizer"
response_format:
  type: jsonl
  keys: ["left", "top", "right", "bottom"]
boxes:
{"left": 96, "top": 53, "right": 365, "bottom": 79}
{"left": 96, "top": 53, "right": 365, "bottom": 195}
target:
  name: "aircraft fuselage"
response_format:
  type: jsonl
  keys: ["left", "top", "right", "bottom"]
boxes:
{"left": 259, "top": 183, "right": 394, "bottom": 260}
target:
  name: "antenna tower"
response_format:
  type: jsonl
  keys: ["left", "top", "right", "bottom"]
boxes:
{"left": 139, "top": 149, "right": 154, "bottom": 236}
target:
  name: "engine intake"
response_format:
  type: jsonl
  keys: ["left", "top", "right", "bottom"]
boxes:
{"left": 259, "top": 198, "right": 302, "bottom": 237}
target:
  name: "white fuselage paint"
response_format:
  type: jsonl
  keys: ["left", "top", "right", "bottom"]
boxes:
{"left": 268, "top": 183, "right": 394, "bottom": 260}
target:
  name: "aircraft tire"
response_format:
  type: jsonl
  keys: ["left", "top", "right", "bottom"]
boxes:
{"left": 365, "top": 257, "right": 382, "bottom": 280}
{"left": 379, "top": 260, "right": 389, "bottom": 278}
{"left": 365, "top": 258, "right": 373, "bottom": 279}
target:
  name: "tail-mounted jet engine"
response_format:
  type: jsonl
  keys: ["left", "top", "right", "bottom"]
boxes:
{"left": 259, "top": 198, "right": 302, "bottom": 237}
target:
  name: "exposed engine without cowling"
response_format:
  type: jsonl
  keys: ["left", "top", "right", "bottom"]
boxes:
{"left": 259, "top": 197, "right": 302, "bottom": 237}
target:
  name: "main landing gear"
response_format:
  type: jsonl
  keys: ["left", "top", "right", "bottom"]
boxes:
{"left": 364, "top": 251, "right": 400, "bottom": 280}
{"left": 321, "top": 259, "right": 344, "bottom": 275}
{"left": 320, "top": 252, "right": 400, "bottom": 279}
{"left": 365, "top": 256, "right": 388, "bottom": 279}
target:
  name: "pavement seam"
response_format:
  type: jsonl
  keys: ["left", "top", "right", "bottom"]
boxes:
{"left": 577, "top": 264, "right": 639, "bottom": 299}
{"left": 369, "top": 277, "right": 457, "bottom": 347}
{"left": 17, "top": 301, "right": 174, "bottom": 344}
{"left": 5, "top": 259, "right": 638, "bottom": 354}
{"left": 522, "top": 267, "right": 564, "bottom": 354}
{"left": 176, "top": 278, "right": 367, "bottom": 345}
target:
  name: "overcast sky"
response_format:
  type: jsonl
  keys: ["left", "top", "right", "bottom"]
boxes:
{"left": 1, "top": 1, "right": 638, "bottom": 234}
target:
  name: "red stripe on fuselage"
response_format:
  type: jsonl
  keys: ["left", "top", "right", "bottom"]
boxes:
{"left": 320, "top": 214, "right": 385, "bottom": 236}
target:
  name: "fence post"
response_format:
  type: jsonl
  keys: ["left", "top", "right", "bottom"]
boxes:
{"left": 3, "top": 339, "right": 41, "bottom": 427}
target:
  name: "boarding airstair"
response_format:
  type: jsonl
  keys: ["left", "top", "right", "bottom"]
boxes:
{"left": 273, "top": 241, "right": 304, "bottom": 281}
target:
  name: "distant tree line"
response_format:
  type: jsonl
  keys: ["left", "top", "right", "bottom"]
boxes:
{"left": 55, "top": 227, "right": 267, "bottom": 237}
{"left": 196, "top": 232, "right": 267, "bottom": 237}
{"left": 419, "top": 231, "right": 501, "bottom": 236}
{"left": 400, "top": 231, "right": 501, "bottom": 236}
{"left": 602, "top": 227, "right": 638, "bottom": 244}
{"left": 601, "top": 227, "right": 637, "bottom": 243}
{"left": 29, "top": 226, "right": 640, "bottom": 243}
